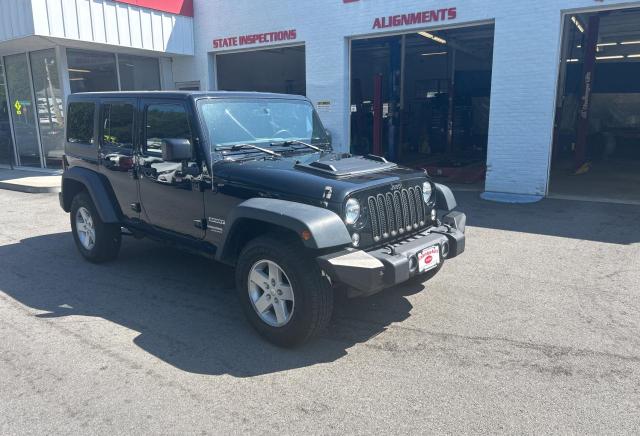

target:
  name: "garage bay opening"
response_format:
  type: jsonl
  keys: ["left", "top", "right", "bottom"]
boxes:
{"left": 216, "top": 46, "right": 306, "bottom": 96}
{"left": 552, "top": 8, "right": 640, "bottom": 203}
{"left": 350, "top": 24, "right": 495, "bottom": 188}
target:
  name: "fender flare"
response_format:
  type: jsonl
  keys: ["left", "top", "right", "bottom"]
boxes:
{"left": 61, "top": 167, "right": 121, "bottom": 223}
{"left": 217, "top": 198, "right": 352, "bottom": 262}
{"left": 435, "top": 183, "right": 457, "bottom": 212}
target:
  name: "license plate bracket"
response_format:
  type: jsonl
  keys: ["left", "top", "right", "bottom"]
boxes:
{"left": 417, "top": 245, "right": 440, "bottom": 273}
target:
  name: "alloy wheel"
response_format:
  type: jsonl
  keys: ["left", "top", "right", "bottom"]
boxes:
{"left": 248, "top": 260, "right": 295, "bottom": 327}
{"left": 75, "top": 206, "right": 96, "bottom": 250}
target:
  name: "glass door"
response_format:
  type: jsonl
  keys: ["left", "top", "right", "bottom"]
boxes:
{"left": 0, "top": 61, "right": 14, "bottom": 166}
{"left": 4, "top": 53, "right": 42, "bottom": 167}
{"left": 30, "top": 49, "right": 65, "bottom": 168}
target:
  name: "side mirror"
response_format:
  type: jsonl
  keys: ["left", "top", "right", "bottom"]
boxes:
{"left": 161, "top": 138, "right": 192, "bottom": 162}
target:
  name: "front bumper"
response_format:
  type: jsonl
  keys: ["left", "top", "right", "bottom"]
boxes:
{"left": 317, "top": 211, "right": 466, "bottom": 297}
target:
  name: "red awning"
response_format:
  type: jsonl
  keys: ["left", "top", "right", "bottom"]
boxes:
{"left": 114, "top": 0, "right": 193, "bottom": 17}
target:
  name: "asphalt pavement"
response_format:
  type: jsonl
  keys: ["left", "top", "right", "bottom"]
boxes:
{"left": 1, "top": 189, "right": 639, "bottom": 434}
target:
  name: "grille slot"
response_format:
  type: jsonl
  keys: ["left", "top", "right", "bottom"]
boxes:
{"left": 413, "top": 187, "right": 425, "bottom": 225}
{"left": 367, "top": 184, "right": 427, "bottom": 242}
{"left": 368, "top": 197, "right": 380, "bottom": 240}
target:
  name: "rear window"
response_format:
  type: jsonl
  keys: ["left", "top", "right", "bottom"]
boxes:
{"left": 67, "top": 102, "right": 95, "bottom": 144}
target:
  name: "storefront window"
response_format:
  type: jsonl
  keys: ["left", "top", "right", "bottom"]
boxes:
{"left": 67, "top": 49, "right": 118, "bottom": 93}
{"left": 30, "top": 49, "right": 65, "bottom": 168}
{"left": 4, "top": 53, "right": 41, "bottom": 167}
{"left": 0, "top": 62, "right": 14, "bottom": 166}
{"left": 118, "top": 55, "right": 161, "bottom": 91}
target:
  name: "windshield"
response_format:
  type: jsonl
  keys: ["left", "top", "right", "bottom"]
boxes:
{"left": 198, "top": 98, "right": 329, "bottom": 150}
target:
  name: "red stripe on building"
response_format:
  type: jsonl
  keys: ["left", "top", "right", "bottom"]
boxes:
{"left": 114, "top": 0, "right": 193, "bottom": 17}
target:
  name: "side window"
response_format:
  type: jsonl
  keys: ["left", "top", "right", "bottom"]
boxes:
{"left": 67, "top": 102, "right": 95, "bottom": 144}
{"left": 101, "top": 103, "right": 135, "bottom": 149}
{"left": 145, "top": 103, "right": 191, "bottom": 156}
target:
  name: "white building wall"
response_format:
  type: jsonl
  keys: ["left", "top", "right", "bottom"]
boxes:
{"left": 484, "top": 6, "right": 564, "bottom": 197}
{"left": 0, "top": 0, "right": 35, "bottom": 42}
{"left": 174, "top": 0, "right": 640, "bottom": 197}
{"left": 27, "top": 0, "right": 194, "bottom": 55}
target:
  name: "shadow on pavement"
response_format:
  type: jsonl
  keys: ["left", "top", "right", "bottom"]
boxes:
{"left": 0, "top": 232, "right": 419, "bottom": 377}
{"left": 454, "top": 191, "right": 640, "bottom": 245}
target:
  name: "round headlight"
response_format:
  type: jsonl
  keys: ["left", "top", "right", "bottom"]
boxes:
{"left": 422, "top": 182, "right": 433, "bottom": 203}
{"left": 344, "top": 198, "right": 361, "bottom": 225}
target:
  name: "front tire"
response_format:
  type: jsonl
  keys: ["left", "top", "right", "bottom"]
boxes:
{"left": 236, "top": 235, "right": 333, "bottom": 347}
{"left": 70, "top": 191, "right": 121, "bottom": 263}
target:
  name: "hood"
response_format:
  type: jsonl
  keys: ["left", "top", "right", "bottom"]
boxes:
{"left": 212, "top": 152, "right": 427, "bottom": 203}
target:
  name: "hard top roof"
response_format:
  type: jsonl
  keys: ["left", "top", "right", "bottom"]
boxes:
{"left": 67, "top": 90, "right": 309, "bottom": 101}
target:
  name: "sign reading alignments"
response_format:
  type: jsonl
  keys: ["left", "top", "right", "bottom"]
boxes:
{"left": 372, "top": 7, "right": 457, "bottom": 29}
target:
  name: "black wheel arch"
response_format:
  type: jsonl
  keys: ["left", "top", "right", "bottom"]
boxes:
{"left": 435, "top": 183, "right": 458, "bottom": 212}
{"left": 216, "top": 198, "right": 352, "bottom": 265}
{"left": 61, "top": 167, "right": 122, "bottom": 223}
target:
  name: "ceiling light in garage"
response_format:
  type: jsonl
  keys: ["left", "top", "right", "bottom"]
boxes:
{"left": 621, "top": 40, "right": 640, "bottom": 45}
{"left": 596, "top": 55, "right": 624, "bottom": 60}
{"left": 597, "top": 42, "right": 618, "bottom": 47}
{"left": 627, "top": 54, "right": 640, "bottom": 58}
{"left": 418, "top": 31, "right": 447, "bottom": 44}
{"left": 571, "top": 16, "right": 584, "bottom": 33}
{"left": 566, "top": 58, "right": 580, "bottom": 62}
{"left": 421, "top": 51, "right": 447, "bottom": 56}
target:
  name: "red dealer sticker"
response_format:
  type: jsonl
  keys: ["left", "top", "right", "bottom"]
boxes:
{"left": 417, "top": 246, "right": 440, "bottom": 273}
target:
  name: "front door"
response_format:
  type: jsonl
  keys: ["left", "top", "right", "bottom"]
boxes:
{"left": 137, "top": 99, "right": 205, "bottom": 239}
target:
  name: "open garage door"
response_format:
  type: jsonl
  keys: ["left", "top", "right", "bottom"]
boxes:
{"left": 350, "top": 24, "right": 494, "bottom": 188}
{"left": 216, "top": 46, "right": 306, "bottom": 96}
{"left": 551, "top": 8, "right": 640, "bottom": 203}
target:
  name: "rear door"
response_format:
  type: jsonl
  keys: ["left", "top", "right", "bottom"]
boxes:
{"left": 98, "top": 98, "right": 139, "bottom": 221}
{"left": 137, "top": 98, "right": 205, "bottom": 239}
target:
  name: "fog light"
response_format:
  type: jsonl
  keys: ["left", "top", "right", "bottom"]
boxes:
{"left": 431, "top": 209, "right": 437, "bottom": 221}
{"left": 351, "top": 233, "right": 360, "bottom": 247}
{"left": 442, "top": 241, "right": 450, "bottom": 258}
{"left": 409, "top": 255, "right": 418, "bottom": 273}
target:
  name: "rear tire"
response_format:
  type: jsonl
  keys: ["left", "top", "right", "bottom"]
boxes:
{"left": 236, "top": 235, "right": 333, "bottom": 347}
{"left": 70, "top": 191, "right": 121, "bottom": 263}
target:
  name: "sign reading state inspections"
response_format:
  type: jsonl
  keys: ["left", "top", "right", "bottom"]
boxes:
{"left": 213, "top": 30, "right": 297, "bottom": 49}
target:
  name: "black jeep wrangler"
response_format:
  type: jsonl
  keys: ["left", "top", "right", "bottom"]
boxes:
{"left": 59, "top": 91, "right": 466, "bottom": 346}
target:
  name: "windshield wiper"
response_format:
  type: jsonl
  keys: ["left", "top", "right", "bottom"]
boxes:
{"left": 229, "top": 143, "right": 281, "bottom": 157}
{"left": 274, "top": 140, "right": 324, "bottom": 152}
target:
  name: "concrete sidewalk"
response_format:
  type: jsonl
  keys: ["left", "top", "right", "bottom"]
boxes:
{"left": 0, "top": 168, "right": 61, "bottom": 194}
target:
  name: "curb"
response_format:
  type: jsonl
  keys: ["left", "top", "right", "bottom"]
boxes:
{"left": 0, "top": 181, "right": 61, "bottom": 194}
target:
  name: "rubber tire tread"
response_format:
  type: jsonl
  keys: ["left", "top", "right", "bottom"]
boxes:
{"left": 235, "top": 235, "right": 333, "bottom": 347}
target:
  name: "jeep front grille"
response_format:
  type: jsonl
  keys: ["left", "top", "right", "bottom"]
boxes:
{"left": 367, "top": 185, "right": 428, "bottom": 242}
